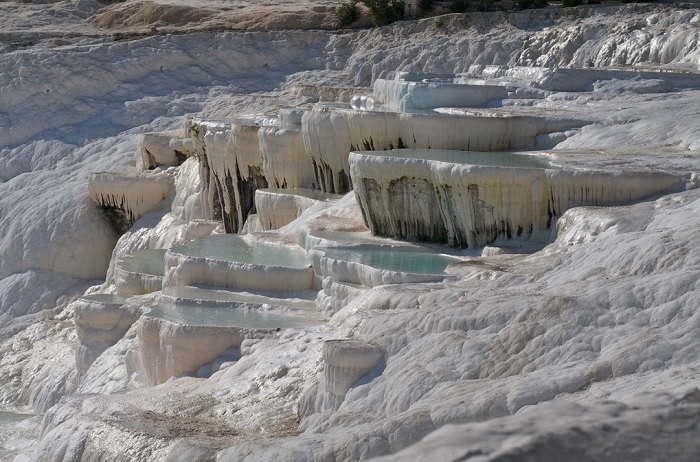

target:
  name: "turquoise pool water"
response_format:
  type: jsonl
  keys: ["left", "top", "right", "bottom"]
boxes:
{"left": 360, "top": 149, "right": 551, "bottom": 169}
{"left": 146, "top": 303, "right": 314, "bottom": 328}
{"left": 322, "top": 247, "right": 463, "bottom": 275}
{"left": 117, "top": 249, "right": 166, "bottom": 276}
{"left": 171, "top": 236, "right": 310, "bottom": 268}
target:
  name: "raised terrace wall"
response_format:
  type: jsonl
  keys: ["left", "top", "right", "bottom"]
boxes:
{"left": 350, "top": 150, "right": 687, "bottom": 247}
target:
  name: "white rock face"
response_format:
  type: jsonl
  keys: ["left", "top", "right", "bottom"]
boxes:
{"left": 255, "top": 189, "right": 341, "bottom": 231}
{"left": 256, "top": 189, "right": 318, "bottom": 230}
{"left": 372, "top": 389, "right": 700, "bottom": 461}
{"left": 170, "top": 156, "right": 208, "bottom": 224}
{"left": 140, "top": 133, "right": 194, "bottom": 169}
{"left": 188, "top": 120, "right": 269, "bottom": 232}
{"left": 88, "top": 172, "right": 174, "bottom": 232}
{"left": 258, "top": 127, "right": 316, "bottom": 189}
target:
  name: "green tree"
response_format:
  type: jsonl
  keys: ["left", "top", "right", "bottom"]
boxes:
{"left": 361, "top": 0, "right": 406, "bottom": 26}
{"left": 336, "top": 1, "right": 360, "bottom": 27}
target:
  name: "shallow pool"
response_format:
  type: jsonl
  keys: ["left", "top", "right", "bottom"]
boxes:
{"left": 162, "top": 286, "right": 317, "bottom": 310}
{"left": 117, "top": 249, "right": 166, "bottom": 276}
{"left": 171, "top": 236, "right": 310, "bottom": 268}
{"left": 146, "top": 303, "right": 314, "bottom": 328}
{"left": 322, "top": 247, "right": 462, "bottom": 275}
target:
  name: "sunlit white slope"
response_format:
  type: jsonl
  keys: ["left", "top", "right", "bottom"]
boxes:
{"left": 0, "top": 31, "right": 331, "bottom": 149}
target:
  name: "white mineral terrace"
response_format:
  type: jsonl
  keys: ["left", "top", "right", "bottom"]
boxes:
{"left": 302, "top": 106, "right": 584, "bottom": 194}
{"left": 350, "top": 148, "right": 687, "bottom": 247}
{"left": 88, "top": 172, "right": 173, "bottom": 229}
{"left": 463, "top": 65, "right": 700, "bottom": 92}
{"left": 309, "top": 244, "right": 463, "bottom": 289}
{"left": 114, "top": 249, "right": 166, "bottom": 296}
{"left": 373, "top": 77, "right": 515, "bottom": 111}
{"left": 256, "top": 188, "right": 343, "bottom": 230}
{"left": 164, "top": 234, "right": 315, "bottom": 291}
{"left": 161, "top": 285, "right": 319, "bottom": 313}
{"left": 375, "top": 66, "right": 700, "bottom": 111}
{"left": 138, "top": 301, "right": 318, "bottom": 385}
{"left": 278, "top": 108, "right": 305, "bottom": 128}
{"left": 137, "top": 309, "right": 268, "bottom": 386}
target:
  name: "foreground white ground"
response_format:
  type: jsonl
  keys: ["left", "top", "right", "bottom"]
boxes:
{"left": 1, "top": 1, "right": 700, "bottom": 461}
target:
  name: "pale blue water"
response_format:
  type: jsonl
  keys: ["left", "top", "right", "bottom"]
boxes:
{"left": 323, "top": 247, "right": 462, "bottom": 275}
{"left": 146, "top": 303, "right": 314, "bottom": 328}
{"left": 162, "top": 286, "right": 317, "bottom": 310}
{"left": 171, "top": 236, "right": 310, "bottom": 268}
{"left": 117, "top": 249, "right": 166, "bottom": 276}
{"left": 361, "top": 149, "right": 551, "bottom": 168}
{"left": 258, "top": 188, "right": 343, "bottom": 201}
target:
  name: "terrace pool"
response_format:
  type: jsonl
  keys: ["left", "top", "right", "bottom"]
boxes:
{"left": 322, "top": 246, "right": 463, "bottom": 275}
{"left": 117, "top": 249, "right": 167, "bottom": 276}
{"left": 162, "top": 286, "right": 318, "bottom": 310}
{"left": 170, "top": 236, "right": 310, "bottom": 269}
{"left": 145, "top": 303, "right": 314, "bottom": 328}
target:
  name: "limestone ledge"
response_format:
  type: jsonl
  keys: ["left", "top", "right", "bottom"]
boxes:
{"left": 349, "top": 149, "right": 686, "bottom": 247}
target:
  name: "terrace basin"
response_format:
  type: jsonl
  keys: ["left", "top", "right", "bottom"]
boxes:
{"left": 164, "top": 235, "right": 314, "bottom": 291}
{"left": 161, "top": 285, "right": 319, "bottom": 314}
{"left": 310, "top": 244, "right": 463, "bottom": 288}
{"left": 115, "top": 249, "right": 166, "bottom": 296}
